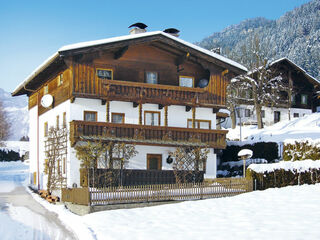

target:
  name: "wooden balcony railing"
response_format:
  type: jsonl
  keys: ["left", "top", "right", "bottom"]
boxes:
{"left": 73, "top": 79, "right": 224, "bottom": 107}
{"left": 70, "top": 121, "right": 227, "bottom": 149}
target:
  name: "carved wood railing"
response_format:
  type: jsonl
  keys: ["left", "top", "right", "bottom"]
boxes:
{"left": 73, "top": 79, "right": 224, "bottom": 107}
{"left": 70, "top": 121, "right": 227, "bottom": 149}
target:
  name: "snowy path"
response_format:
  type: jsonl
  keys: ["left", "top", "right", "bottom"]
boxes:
{"left": 0, "top": 162, "right": 77, "bottom": 240}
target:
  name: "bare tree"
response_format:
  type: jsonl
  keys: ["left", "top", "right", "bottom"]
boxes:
{"left": 228, "top": 34, "right": 285, "bottom": 129}
{"left": 0, "top": 100, "right": 10, "bottom": 145}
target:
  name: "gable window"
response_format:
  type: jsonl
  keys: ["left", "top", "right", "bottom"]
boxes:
{"left": 111, "top": 113, "right": 125, "bottom": 123}
{"left": 57, "top": 73, "right": 63, "bottom": 86}
{"left": 44, "top": 122, "right": 48, "bottom": 137}
{"left": 84, "top": 111, "right": 97, "bottom": 122}
{"left": 145, "top": 72, "right": 158, "bottom": 84}
{"left": 187, "top": 119, "right": 211, "bottom": 129}
{"left": 44, "top": 85, "right": 48, "bottom": 94}
{"left": 301, "top": 94, "right": 308, "bottom": 105}
{"left": 274, "top": 111, "right": 281, "bottom": 123}
{"left": 97, "top": 68, "right": 113, "bottom": 80}
{"left": 179, "top": 76, "right": 194, "bottom": 88}
{"left": 245, "top": 109, "right": 251, "bottom": 117}
{"left": 293, "top": 113, "right": 299, "bottom": 118}
{"left": 144, "top": 111, "right": 160, "bottom": 126}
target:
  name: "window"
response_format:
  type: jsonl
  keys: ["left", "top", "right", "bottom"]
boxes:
{"left": 147, "top": 154, "right": 162, "bottom": 170}
{"left": 96, "top": 68, "right": 113, "bottom": 80}
{"left": 261, "top": 110, "right": 265, "bottom": 118}
{"left": 291, "top": 94, "right": 296, "bottom": 104}
{"left": 44, "top": 122, "right": 48, "bottom": 137}
{"left": 144, "top": 111, "right": 160, "bottom": 126}
{"left": 84, "top": 111, "right": 97, "bottom": 121}
{"left": 111, "top": 158, "right": 122, "bottom": 169}
{"left": 187, "top": 119, "right": 211, "bottom": 129}
{"left": 179, "top": 76, "right": 194, "bottom": 88}
{"left": 57, "top": 73, "right": 63, "bottom": 86}
{"left": 63, "top": 112, "right": 67, "bottom": 128}
{"left": 44, "top": 85, "right": 48, "bottom": 94}
{"left": 274, "top": 111, "right": 281, "bottom": 123}
{"left": 145, "top": 71, "right": 158, "bottom": 84}
{"left": 56, "top": 115, "right": 59, "bottom": 128}
{"left": 301, "top": 94, "right": 308, "bottom": 105}
{"left": 111, "top": 113, "right": 125, "bottom": 123}
{"left": 293, "top": 113, "right": 299, "bottom": 118}
{"left": 245, "top": 109, "right": 251, "bottom": 117}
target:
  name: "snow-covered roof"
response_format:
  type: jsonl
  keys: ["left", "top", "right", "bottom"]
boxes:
{"left": 13, "top": 31, "right": 247, "bottom": 96}
{"left": 270, "top": 57, "right": 320, "bottom": 86}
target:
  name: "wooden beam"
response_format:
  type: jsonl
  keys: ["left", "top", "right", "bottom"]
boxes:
{"left": 106, "top": 101, "right": 110, "bottom": 122}
{"left": 114, "top": 46, "right": 129, "bottom": 60}
{"left": 164, "top": 106, "right": 168, "bottom": 127}
{"left": 139, "top": 103, "right": 142, "bottom": 125}
{"left": 192, "top": 107, "right": 196, "bottom": 128}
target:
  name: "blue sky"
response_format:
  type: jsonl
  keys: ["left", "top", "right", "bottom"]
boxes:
{"left": 0, "top": 0, "right": 311, "bottom": 93}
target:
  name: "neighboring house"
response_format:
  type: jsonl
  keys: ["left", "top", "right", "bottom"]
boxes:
{"left": 225, "top": 58, "right": 320, "bottom": 127}
{"left": 12, "top": 28, "right": 246, "bottom": 190}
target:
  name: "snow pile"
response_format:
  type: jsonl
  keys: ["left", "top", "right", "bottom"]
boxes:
{"left": 222, "top": 158, "right": 268, "bottom": 168}
{"left": 248, "top": 159, "right": 320, "bottom": 173}
{"left": 227, "top": 112, "right": 320, "bottom": 143}
{"left": 0, "top": 141, "right": 29, "bottom": 157}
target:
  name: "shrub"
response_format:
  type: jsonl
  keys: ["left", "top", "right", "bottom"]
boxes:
{"left": 0, "top": 149, "right": 20, "bottom": 161}
{"left": 283, "top": 140, "right": 320, "bottom": 161}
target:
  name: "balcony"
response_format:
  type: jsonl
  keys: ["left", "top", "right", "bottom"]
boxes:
{"left": 70, "top": 121, "right": 227, "bottom": 149}
{"left": 73, "top": 79, "right": 225, "bottom": 108}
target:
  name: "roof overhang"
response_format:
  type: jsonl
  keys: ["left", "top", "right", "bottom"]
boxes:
{"left": 12, "top": 31, "right": 247, "bottom": 96}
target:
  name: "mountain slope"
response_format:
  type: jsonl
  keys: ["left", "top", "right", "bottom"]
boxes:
{"left": 0, "top": 88, "right": 28, "bottom": 140}
{"left": 197, "top": 0, "right": 320, "bottom": 79}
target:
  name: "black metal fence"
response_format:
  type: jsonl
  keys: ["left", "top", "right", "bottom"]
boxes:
{"left": 81, "top": 168, "right": 204, "bottom": 187}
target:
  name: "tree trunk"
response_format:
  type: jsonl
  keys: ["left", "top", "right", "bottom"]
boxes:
{"left": 252, "top": 84, "right": 264, "bottom": 129}
{"left": 230, "top": 105, "right": 237, "bottom": 129}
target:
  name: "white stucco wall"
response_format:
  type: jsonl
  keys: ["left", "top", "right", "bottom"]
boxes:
{"left": 32, "top": 97, "right": 219, "bottom": 189}
{"left": 29, "top": 106, "right": 38, "bottom": 186}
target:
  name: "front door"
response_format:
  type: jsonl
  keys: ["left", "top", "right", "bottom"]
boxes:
{"left": 147, "top": 154, "right": 162, "bottom": 170}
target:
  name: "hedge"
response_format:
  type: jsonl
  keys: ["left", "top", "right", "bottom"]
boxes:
{"left": 221, "top": 142, "right": 278, "bottom": 163}
{"left": 0, "top": 149, "right": 21, "bottom": 161}
{"left": 246, "top": 160, "right": 320, "bottom": 190}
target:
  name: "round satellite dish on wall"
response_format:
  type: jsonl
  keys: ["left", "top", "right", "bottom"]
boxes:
{"left": 41, "top": 94, "right": 53, "bottom": 108}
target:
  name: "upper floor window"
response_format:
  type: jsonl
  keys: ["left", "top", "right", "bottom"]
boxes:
{"left": 56, "top": 115, "right": 60, "bottom": 129}
{"left": 63, "top": 112, "right": 67, "bottom": 128}
{"left": 245, "top": 109, "right": 251, "bottom": 117}
{"left": 291, "top": 94, "right": 296, "bottom": 104}
{"left": 144, "top": 111, "right": 160, "bottom": 126}
{"left": 97, "top": 69, "right": 113, "bottom": 80}
{"left": 44, "top": 122, "right": 48, "bottom": 137}
{"left": 274, "top": 111, "right": 280, "bottom": 123}
{"left": 187, "top": 119, "right": 211, "bottom": 129}
{"left": 145, "top": 72, "right": 158, "bottom": 84}
{"left": 57, "top": 73, "right": 64, "bottom": 86}
{"left": 44, "top": 85, "right": 48, "bottom": 94}
{"left": 301, "top": 94, "right": 308, "bottom": 105}
{"left": 111, "top": 113, "right": 125, "bottom": 124}
{"left": 84, "top": 111, "right": 97, "bottom": 122}
{"left": 179, "top": 76, "right": 194, "bottom": 88}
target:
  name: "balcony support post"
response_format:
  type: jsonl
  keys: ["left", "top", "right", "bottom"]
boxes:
{"left": 106, "top": 101, "right": 110, "bottom": 122}
{"left": 139, "top": 103, "right": 143, "bottom": 125}
{"left": 164, "top": 106, "right": 168, "bottom": 127}
{"left": 192, "top": 107, "right": 196, "bottom": 128}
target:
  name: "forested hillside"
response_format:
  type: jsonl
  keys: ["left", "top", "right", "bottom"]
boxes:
{"left": 197, "top": 0, "right": 320, "bottom": 79}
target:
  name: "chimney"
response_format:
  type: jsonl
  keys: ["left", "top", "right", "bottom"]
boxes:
{"left": 128, "top": 23, "right": 147, "bottom": 34}
{"left": 163, "top": 28, "right": 180, "bottom": 37}
{"left": 129, "top": 28, "right": 147, "bottom": 35}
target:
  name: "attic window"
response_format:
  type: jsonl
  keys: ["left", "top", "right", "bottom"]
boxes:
{"left": 44, "top": 85, "right": 48, "bottom": 94}
{"left": 97, "top": 69, "right": 113, "bottom": 80}
{"left": 58, "top": 74, "right": 63, "bottom": 86}
{"left": 145, "top": 72, "right": 158, "bottom": 84}
{"left": 179, "top": 76, "right": 194, "bottom": 88}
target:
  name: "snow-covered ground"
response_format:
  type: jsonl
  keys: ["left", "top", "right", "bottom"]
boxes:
{"left": 1, "top": 161, "right": 320, "bottom": 240}
{"left": 227, "top": 112, "right": 320, "bottom": 143}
